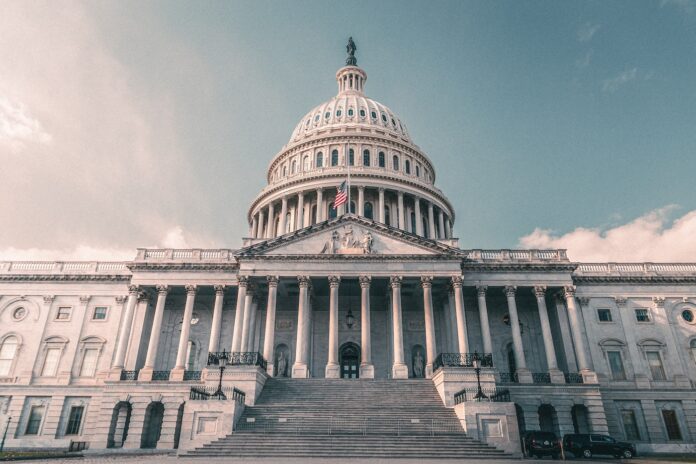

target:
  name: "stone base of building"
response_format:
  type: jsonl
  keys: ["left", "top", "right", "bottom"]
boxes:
{"left": 176, "top": 397, "right": 245, "bottom": 452}
{"left": 432, "top": 366, "right": 497, "bottom": 407}
{"left": 325, "top": 363, "right": 340, "bottom": 378}
{"left": 291, "top": 363, "right": 309, "bottom": 379}
{"left": 392, "top": 363, "right": 409, "bottom": 379}
{"left": 169, "top": 367, "right": 185, "bottom": 382}
{"left": 454, "top": 401, "right": 521, "bottom": 457}
{"left": 213, "top": 365, "right": 268, "bottom": 406}
{"left": 359, "top": 363, "right": 374, "bottom": 379}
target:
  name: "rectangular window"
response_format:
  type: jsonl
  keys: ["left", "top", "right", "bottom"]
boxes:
{"left": 662, "top": 409, "right": 683, "bottom": 440}
{"left": 41, "top": 348, "right": 61, "bottom": 377}
{"left": 79, "top": 348, "right": 99, "bottom": 377}
{"left": 92, "top": 306, "right": 107, "bottom": 320}
{"left": 635, "top": 308, "right": 651, "bottom": 322}
{"left": 647, "top": 351, "right": 666, "bottom": 381}
{"left": 56, "top": 306, "right": 71, "bottom": 320}
{"left": 25, "top": 405, "right": 45, "bottom": 435}
{"left": 607, "top": 351, "right": 626, "bottom": 380}
{"left": 597, "top": 308, "right": 613, "bottom": 322}
{"left": 65, "top": 406, "right": 84, "bottom": 435}
{"left": 621, "top": 410, "right": 641, "bottom": 441}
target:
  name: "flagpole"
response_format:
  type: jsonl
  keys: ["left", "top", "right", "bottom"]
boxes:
{"left": 346, "top": 143, "right": 351, "bottom": 216}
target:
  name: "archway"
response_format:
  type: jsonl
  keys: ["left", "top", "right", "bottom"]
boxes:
{"left": 173, "top": 403, "right": 185, "bottom": 449}
{"left": 538, "top": 404, "right": 560, "bottom": 436}
{"left": 572, "top": 404, "right": 590, "bottom": 433}
{"left": 107, "top": 401, "right": 131, "bottom": 448}
{"left": 339, "top": 342, "right": 360, "bottom": 379}
{"left": 411, "top": 344, "right": 426, "bottom": 378}
{"left": 141, "top": 402, "right": 164, "bottom": 449}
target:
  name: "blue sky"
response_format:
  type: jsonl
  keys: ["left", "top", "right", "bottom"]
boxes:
{"left": 1, "top": 1, "right": 695, "bottom": 261}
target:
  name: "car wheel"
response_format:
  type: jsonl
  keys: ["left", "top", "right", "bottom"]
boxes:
{"left": 622, "top": 450, "right": 633, "bottom": 459}
{"left": 583, "top": 449, "right": 593, "bottom": 458}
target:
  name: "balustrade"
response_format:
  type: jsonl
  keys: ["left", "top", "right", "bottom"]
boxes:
{"left": 453, "top": 388, "right": 510, "bottom": 405}
{"left": 433, "top": 352, "right": 493, "bottom": 371}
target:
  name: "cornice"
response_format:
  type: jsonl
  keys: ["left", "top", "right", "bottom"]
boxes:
{"left": 127, "top": 263, "right": 240, "bottom": 272}
{"left": 0, "top": 274, "right": 131, "bottom": 282}
{"left": 238, "top": 254, "right": 462, "bottom": 262}
{"left": 462, "top": 262, "right": 578, "bottom": 273}
{"left": 573, "top": 275, "right": 696, "bottom": 284}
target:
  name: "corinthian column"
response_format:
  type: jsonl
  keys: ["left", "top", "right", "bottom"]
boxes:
{"left": 504, "top": 285, "right": 531, "bottom": 383}
{"left": 564, "top": 285, "right": 596, "bottom": 382}
{"left": 279, "top": 196, "right": 288, "bottom": 235}
{"left": 325, "top": 275, "right": 341, "bottom": 378}
{"left": 534, "top": 286, "right": 564, "bottom": 383}
{"left": 476, "top": 286, "right": 493, "bottom": 354}
{"left": 171, "top": 285, "right": 197, "bottom": 381}
{"left": 240, "top": 288, "right": 255, "bottom": 353}
{"left": 451, "top": 276, "right": 469, "bottom": 353}
{"left": 390, "top": 276, "right": 408, "bottom": 379}
{"left": 231, "top": 277, "right": 248, "bottom": 352}
{"left": 292, "top": 276, "right": 311, "bottom": 378}
{"left": 438, "top": 210, "right": 445, "bottom": 239}
{"left": 378, "top": 188, "right": 385, "bottom": 223}
{"left": 421, "top": 276, "right": 436, "bottom": 378}
{"left": 139, "top": 285, "right": 168, "bottom": 381}
{"left": 414, "top": 197, "right": 423, "bottom": 236}
{"left": 296, "top": 192, "right": 304, "bottom": 230}
{"left": 209, "top": 285, "right": 225, "bottom": 354}
{"left": 427, "top": 202, "right": 436, "bottom": 239}
{"left": 397, "top": 192, "right": 405, "bottom": 229}
{"left": 359, "top": 275, "right": 374, "bottom": 378}
{"left": 357, "top": 187, "right": 365, "bottom": 216}
{"left": 111, "top": 285, "right": 139, "bottom": 377}
{"left": 263, "top": 276, "right": 279, "bottom": 376}
{"left": 316, "top": 188, "right": 324, "bottom": 222}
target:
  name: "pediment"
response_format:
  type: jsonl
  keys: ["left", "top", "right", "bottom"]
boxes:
{"left": 238, "top": 215, "right": 462, "bottom": 258}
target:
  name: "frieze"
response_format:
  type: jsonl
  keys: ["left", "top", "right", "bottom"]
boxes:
{"left": 276, "top": 319, "right": 294, "bottom": 331}
{"left": 407, "top": 319, "right": 425, "bottom": 331}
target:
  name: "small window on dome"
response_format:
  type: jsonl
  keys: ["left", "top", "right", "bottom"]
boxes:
{"left": 325, "top": 111, "right": 330, "bottom": 119}
{"left": 381, "top": 113, "right": 387, "bottom": 123}
{"left": 336, "top": 108, "right": 342, "bottom": 117}
{"left": 305, "top": 119, "right": 310, "bottom": 127}
{"left": 359, "top": 109, "right": 366, "bottom": 118}
{"left": 378, "top": 152, "right": 385, "bottom": 168}
{"left": 393, "top": 155, "right": 399, "bottom": 171}
{"left": 348, "top": 108, "right": 354, "bottom": 117}
{"left": 391, "top": 118, "right": 396, "bottom": 126}
{"left": 405, "top": 160, "right": 411, "bottom": 175}
{"left": 316, "top": 152, "right": 323, "bottom": 168}
{"left": 348, "top": 149, "right": 355, "bottom": 166}
{"left": 371, "top": 111, "right": 377, "bottom": 119}
{"left": 314, "top": 114, "right": 320, "bottom": 122}
{"left": 363, "top": 149, "right": 370, "bottom": 167}
{"left": 416, "top": 165, "right": 420, "bottom": 177}
{"left": 331, "top": 150, "right": 339, "bottom": 166}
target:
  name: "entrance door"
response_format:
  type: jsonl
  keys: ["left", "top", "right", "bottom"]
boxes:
{"left": 340, "top": 343, "right": 360, "bottom": 379}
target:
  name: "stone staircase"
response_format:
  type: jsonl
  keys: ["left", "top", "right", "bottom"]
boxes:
{"left": 184, "top": 378, "right": 509, "bottom": 458}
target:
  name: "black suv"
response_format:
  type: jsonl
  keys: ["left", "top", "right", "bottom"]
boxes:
{"left": 563, "top": 433, "right": 636, "bottom": 459}
{"left": 522, "top": 431, "right": 561, "bottom": 459}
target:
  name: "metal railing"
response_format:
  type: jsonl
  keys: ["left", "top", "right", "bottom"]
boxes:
{"left": 152, "top": 370, "right": 170, "bottom": 381}
{"left": 190, "top": 386, "right": 245, "bottom": 403}
{"left": 433, "top": 352, "right": 494, "bottom": 371}
{"left": 183, "top": 370, "right": 201, "bottom": 381}
{"left": 532, "top": 372, "right": 551, "bottom": 384}
{"left": 564, "top": 372, "right": 584, "bottom": 384}
{"left": 453, "top": 387, "right": 511, "bottom": 405}
{"left": 120, "top": 370, "right": 139, "bottom": 381}
{"left": 498, "top": 372, "right": 518, "bottom": 384}
{"left": 208, "top": 352, "right": 268, "bottom": 371}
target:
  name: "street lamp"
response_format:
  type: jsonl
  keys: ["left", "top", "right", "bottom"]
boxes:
{"left": 210, "top": 350, "right": 229, "bottom": 400}
{"left": 472, "top": 351, "right": 488, "bottom": 402}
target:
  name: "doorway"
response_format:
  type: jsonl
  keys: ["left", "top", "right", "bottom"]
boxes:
{"left": 141, "top": 402, "right": 164, "bottom": 449}
{"left": 339, "top": 342, "right": 360, "bottom": 379}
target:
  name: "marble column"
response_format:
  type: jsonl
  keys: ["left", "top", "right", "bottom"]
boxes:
{"left": 534, "top": 286, "right": 564, "bottom": 383}
{"left": 414, "top": 197, "right": 423, "bottom": 236}
{"left": 446, "top": 288, "right": 458, "bottom": 352}
{"left": 378, "top": 188, "right": 385, "bottom": 223}
{"left": 325, "top": 275, "right": 341, "bottom": 378}
{"left": 316, "top": 188, "right": 324, "bottom": 222}
{"left": 251, "top": 216, "right": 257, "bottom": 238}
{"left": 266, "top": 202, "right": 275, "bottom": 238}
{"left": 263, "top": 276, "right": 279, "bottom": 376}
{"left": 451, "top": 276, "right": 469, "bottom": 353}
{"left": 359, "top": 275, "right": 374, "bottom": 378}
{"left": 256, "top": 211, "right": 265, "bottom": 238}
{"left": 427, "top": 202, "right": 436, "bottom": 239}
{"left": 171, "top": 285, "right": 196, "bottom": 381}
{"left": 444, "top": 218, "right": 451, "bottom": 238}
{"left": 564, "top": 285, "right": 595, "bottom": 382}
{"left": 357, "top": 187, "right": 365, "bottom": 216}
{"left": 438, "top": 210, "right": 445, "bottom": 239}
{"left": 111, "top": 285, "right": 139, "bottom": 374}
{"left": 421, "top": 276, "right": 436, "bottom": 378}
{"left": 476, "top": 285, "right": 493, "bottom": 354}
{"left": 207, "top": 286, "right": 224, "bottom": 355}
{"left": 279, "top": 196, "right": 288, "bottom": 235}
{"left": 504, "top": 285, "right": 532, "bottom": 383}
{"left": 139, "top": 285, "right": 168, "bottom": 381}
{"left": 292, "top": 276, "right": 311, "bottom": 378}
{"left": 390, "top": 276, "right": 408, "bottom": 379}
{"left": 240, "top": 291, "right": 255, "bottom": 353}
{"left": 397, "top": 192, "right": 405, "bottom": 229}
{"left": 296, "top": 192, "right": 304, "bottom": 230}
{"left": 230, "top": 277, "right": 248, "bottom": 352}
{"left": 246, "top": 297, "right": 258, "bottom": 352}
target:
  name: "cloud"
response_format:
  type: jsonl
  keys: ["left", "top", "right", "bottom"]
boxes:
{"left": 0, "top": 96, "right": 52, "bottom": 153}
{"left": 575, "top": 50, "right": 593, "bottom": 69}
{"left": 518, "top": 206, "right": 696, "bottom": 262}
{"left": 577, "top": 22, "right": 601, "bottom": 42}
{"left": 602, "top": 68, "right": 638, "bottom": 92}
{"left": 660, "top": 0, "right": 695, "bottom": 14}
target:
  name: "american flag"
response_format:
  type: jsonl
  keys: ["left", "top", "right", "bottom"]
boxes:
{"left": 333, "top": 181, "right": 348, "bottom": 208}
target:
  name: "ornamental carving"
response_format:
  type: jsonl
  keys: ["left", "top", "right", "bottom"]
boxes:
{"left": 185, "top": 284, "right": 197, "bottom": 294}
{"left": 328, "top": 275, "right": 341, "bottom": 287}
{"left": 578, "top": 297, "right": 591, "bottom": 307}
{"left": 614, "top": 296, "right": 627, "bottom": 307}
{"left": 359, "top": 275, "right": 372, "bottom": 288}
{"left": 298, "top": 276, "right": 311, "bottom": 288}
{"left": 214, "top": 284, "right": 226, "bottom": 293}
{"left": 563, "top": 285, "right": 576, "bottom": 298}
{"left": 533, "top": 286, "right": 546, "bottom": 298}
{"left": 420, "top": 276, "right": 433, "bottom": 288}
{"left": 238, "top": 276, "right": 249, "bottom": 288}
{"left": 476, "top": 285, "right": 487, "bottom": 297}
{"left": 503, "top": 285, "right": 517, "bottom": 297}
{"left": 156, "top": 285, "right": 169, "bottom": 294}
{"left": 276, "top": 319, "right": 294, "bottom": 331}
{"left": 320, "top": 225, "right": 374, "bottom": 255}
{"left": 653, "top": 296, "right": 666, "bottom": 308}
{"left": 389, "top": 276, "right": 402, "bottom": 288}
{"left": 266, "top": 276, "right": 279, "bottom": 287}
{"left": 451, "top": 276, "right": 463, "bottom": 288}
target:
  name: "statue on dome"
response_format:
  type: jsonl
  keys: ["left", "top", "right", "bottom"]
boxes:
{"left": 346, "top": 37, "right": 357, "bottom": 66}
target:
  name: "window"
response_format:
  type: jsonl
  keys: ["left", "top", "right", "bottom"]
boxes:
{"left": 291, "top": 159, "right": 297, "bottom": 174}
{"left": 359, "top": 108, "right": 366, "bottom": 118}
{"left": 349, "top": 201, "right": 356, "bottom": 214}
{"left": 597, "top": 309, "right": 613, "bottom": 322}
{"left": 79, "top": 348, "right": 99, "bottom": 377}
{"left": 378, "top": 152, "right": 385, "bottom": 167}
{"left": 348, "top": 108, "right": 354, "bottom": 117}
{"left": 363, "top": 150, "right": 370, "bottom": 166}
{"left": 0, "top": 336, "right": 18, "bottom": 376}
{"left": 621, "top": 410, "right": 641, "bottom": 441}
{"left": 646, "top": 351, "right": 666, "bottom": 380}
{"left": 364, "top": 202, "right": 373, "bottom": 220}
{"left": 405, "top": 160, "right": 411, "bottom": 174}
{"left": 607, "top": 351, "right": 626, "bottom": 380}
{"left": 314, "top": 114, "right": 320, "bottom": 122}
{"left": 282, "top": 165, "right": 287, "bottom": 177}
{"left": 662, "top": 409, "right": 682, "bottom": 440}
{"left": 635, "top": 308, "right": 650, "bottom": 322}
{"left": 392, "top": 155, "right": 399, "bottom": 171}
{"left": 42, "top": 347, "right": 61, "bottom": 377}
{"left": 303, "top": 156, "right": 310, "bottom": 171}
{"left": 416, "top": 165, "right": 420, "bottom": 177}
{"left": 56, "top": 306, "right": 71, "bottom": 320}
{"left": 25, "top": 405, "right": 45, "bottom": 435}
{"left": 348, "top": 149, "right": 354, "bottom": 166}
{"left": 336, "top": 108, "right": 342, "bottom": 117}
{"left": 92, "top": 306, "right": 107, "bottom": 320}
{"left": 371, "top": 111, "right": 377, "bottom": 119}
{"left": 65, "top": 406, "right": 84, "bottom": 435}
{"left": 316, "top": 152, "right": 323, "bottom": 168}
{"left": 410, "top": 212, "right": 416, "bottom": 232}
{"left": 324, "top": 111, "right": 330, "bottom": 119}
{"left": 682, "top": 309, "right": 695, "bottom": 323}
{"left": 331, "top": 150, "right": 339, "bottom": 166}
{"left": 381, "top": 113, "right": 387, "bottom": 122}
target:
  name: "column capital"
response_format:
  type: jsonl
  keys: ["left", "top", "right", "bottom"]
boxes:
{"left": 503, "top": 285, "right": 517, "bottom": 297}
{"left": 563, "top": 285, "right": 576, "bottom": 298}
{"left": 79, "top": 295, "right": 91, "bottom": 305}
{"left": 378, "top": 187, "right": 385, "bottom": 193}
{"left": 297, "top": 275, "right": 311, "bottom": 288}
{"left": 266, "top": 276, "right": 279, "bottom": 287}
{"left": 114, "top": 295, "right": 126, "bottom": 305}
{"left": 389, "top": 275, "right": 402, "bottom": 288}
{"left": 127, "top": 284, "right": 140, "bottom": 294}
{"left": 359, "top": 275, "right": 372, "bottom": 288}
{"left": 476, "top": 285, "right": 487, "bottom": 296}
{"left": 420, "top": 276, "right": 433, "bottom": 288}
{"left": 358, "top": 185, "right": 365, "bottom": 191}
{"left": 397, "top": 190, "right": 404, "bottom": 198}
{"left": 451, "top": 276, "right": 463, "bottom": 288}
{"left": 533, "top": 285, "right": 547, "bottom": 298}
{"left": 213, "top": 284, "right": 225, "bottom": 294}
{"left": 328, "top": 275, "right": 341, "bottom": 287}
{"left": 238, "top": 275, "right": 249, "bottom": 288}
{"left": 427, "top": 202, "right": 434, "bottom": 210}
{"left": 156, "top": 285, "right": 169, "bottom": 295}
{"left": 652, "top": 296, "right": 666, "bottom": 308}
{"left": 185, "top": 284, "right": 197, "bottom": 295}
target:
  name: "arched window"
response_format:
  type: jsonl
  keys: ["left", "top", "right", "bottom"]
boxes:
{"left": 405, "top": 160, "right": 411, "bottom": 175}
{"left": 393, "top": 155, "right": 399, "bottom": 171}
{"left": 291, "top": 159, "right": 297, "bottom": 174}
{"left": 378, "top": 152, "right": 385, "bottom": 168}
{"left": 350, "top": 201, "right": 356, "bottom": 214}
{"left": 303, "top": 156, "right": 310, "bottom": 171}
{"left": 316, "top": 152, "right": 323, "bottom": 168}
{"left": 364, "top": 202, "right": 374, "bottom": 220}
{"left": 0, "top": 335, "right": 18, "bottom": 376}
{"left": 282, "top": 165, "right": 287, "bottom": 177}
{"left": 363, "top": 149, "right": 370, "bottom": 166}
{"left": 331, "top": 150, "right": 339, "bottom": 166}
{"left": 416, "top": 165, "right": 420, "bottom": 177}
{"left": 348, "top": 149, "right": 355, "bottom": 166}
{"left": 385, "top": 206, "right": 391, "bottom": 226}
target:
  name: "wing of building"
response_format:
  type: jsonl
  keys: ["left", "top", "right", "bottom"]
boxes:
{"left": 1, "top": 41, "right": 696, "bottom": 457}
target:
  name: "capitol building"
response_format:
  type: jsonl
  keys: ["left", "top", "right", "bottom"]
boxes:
{"left": 1, "top": 40, "right": 696, "bottom": 458}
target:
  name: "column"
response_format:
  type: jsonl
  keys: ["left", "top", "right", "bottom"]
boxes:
{"left": 265, "top": 202, "right": 275, "bottom": 238}
{"left": 534, "top": 286, "right": 564, "bottom": 383}
{"left": 359, "top": 275, "right": 374, "bottom": 378}
{"left": 476, "top": 285, "right": 493, "bottom": 354}
{"left": 325, "top": 275, "right": 341, "bottom": 378}
{"left": 316, "top": 188, "right": 324, "bottom": 222}
{"left": 139, "top": 285, "right": 168, "bottom": 381}
{"left": 427, "top": 202, "right": 436, "bottom": 239}
{"left": 438, "top": 210, "right": 445, "bottom": 239}
{"left": 256, "top": 211, "right": 264, "bottom": 238}
{"left": 390, "top": 276, "right": 408, "bottom": 378}
{"left": 421, "top": 276, "right": 436, "bottom": 378}
{"left": 504, "top": 285, "right": 532, "bottom": 383}
{"left": 414, "top": 197, "right": 423, "bottom": 236}
{"left": 110, "top": 285, "right": 139, "bottom": 377}
{"left": 251, "top": 216, "right": 257, "bottom": 237}
{"left": 294, "top": 192, "right": 303, "bottom": 230}
{"left": 564, "top": 285, "right": 596, "bottom": 382}
{"left": 263, "top": 276, "right": 279, "bottom": 376}
{"left": 451, "top": 276, "right": 469, "bottom": 353}
{"left": 209, "top": 285, "right": 225, "bottom": 354}
{"left": 230, "top": 277, "right": 248, "bottom": 352}
{"left": 292, "top": 276, "right": 311, "bottom": 378}
{"left": 239, "top": 290, "right": 255, "bottom": 353}
{"left": 357, "top": 187, "right": 365, "bottom": 216}
{"left": 444, "top": 218, "right": 451, "bottom": 238}
{"left": 378, "top": 188, "right": 385, "bottom": 223}
{"left": 405, "top": 206, "right": 413, "bottom": 232}
{"left": 397, "top": 192, "right": 405, "bottom": 229}
{"left": 446, "top": 288, "right": 458, "bottom": 352}
{"left": 279, "top": 196, "right": 288, "bottom": 235}
{"left": 171, "top": 285, "right": 196, "bottom": 381}
{"left": 246, "top": 297, "right": 258, "bottom": 352}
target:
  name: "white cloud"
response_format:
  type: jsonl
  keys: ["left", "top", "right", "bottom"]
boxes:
{"left": 660, "top": 0, "right": 695, "bottom": 14}
{"left": 602, "top": 68, "right": 638, "bottom": 92}
{"left": 575, "top": 49, "right": 593, "bottom": 69}
{"left": 518, "top": 206, "right": 696, "bottom": 262}
{"left": 577, "top": 22, "right": 601, "bottom": 42}
{"left": 0, "top": 96, "right": 52, "bottom": 152}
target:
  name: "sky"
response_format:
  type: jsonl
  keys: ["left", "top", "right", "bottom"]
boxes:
{"left": 1, "top": 0, "right": 695, "bottom": 262}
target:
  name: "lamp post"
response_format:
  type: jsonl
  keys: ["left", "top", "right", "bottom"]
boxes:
{"left": 209, "top": 350, "right": 229, "bottom": 400}
{"left": 472, "top": 351, "right": 488, "bottom": 402}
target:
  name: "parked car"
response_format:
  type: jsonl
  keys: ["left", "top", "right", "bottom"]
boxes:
{"left": 522, "top": 431, "right": 561, "bottom": 459}
{"left": 563, "top": 433, "right": 636, "bottom": 459}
